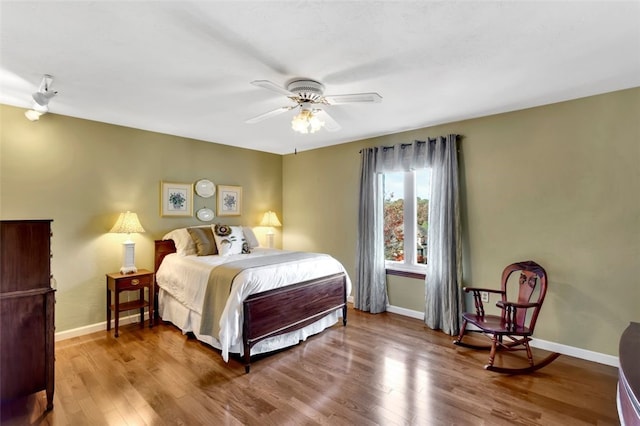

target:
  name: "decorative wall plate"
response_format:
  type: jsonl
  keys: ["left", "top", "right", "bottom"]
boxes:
{"left": 196, "top": 207, "right": 214, "bottom": 222}
{"left": 194, "top": 179, "right": 215, "bottom": 198}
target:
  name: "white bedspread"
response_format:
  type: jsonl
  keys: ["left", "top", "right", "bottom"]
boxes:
{"left": 156, "top": 248, "right": 352, "bottom": 361}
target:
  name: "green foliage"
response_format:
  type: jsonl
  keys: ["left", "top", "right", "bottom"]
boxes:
{"left": 384, "top": 197, "right": 404, "bottom": 260}
{"left": 383, "top": 196, "right": 429, "bottom": 262}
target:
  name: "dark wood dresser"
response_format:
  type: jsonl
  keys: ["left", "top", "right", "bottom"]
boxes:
{"left": 0, "top": 220, "right": 55, "bottom": 411}
{"left": 618, "top": 322, "right": 640, "bottom": 425}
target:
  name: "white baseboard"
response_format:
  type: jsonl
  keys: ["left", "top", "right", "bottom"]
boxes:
{"left": 55, "top": 303, "right": 619, "bottom": 368}
{"left": 530, "top": 337, "right": 619, "bottom": 368}
{"left": 384, "top": 304, "right": 619, "bottom": 368}
{"left": 55, "top": 314, "right": 146, "bottom": 341}
{"left": 386, "top": 304, "right": 424, "bottom": 320}
{"left": 59, "top": 301, "right": 359, "bottom": 342}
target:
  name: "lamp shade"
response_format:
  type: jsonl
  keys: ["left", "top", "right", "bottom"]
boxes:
{"left": 110, "top": 211, "right": 144, "bottom": 274}
{"left": 260, "top": 211, "right": 282, "bottom": 227}
{"left": 110, "top": 211, "right": 145, "bottom": 234}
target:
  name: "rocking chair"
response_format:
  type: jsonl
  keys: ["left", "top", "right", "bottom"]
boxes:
{"left": 453, "top": 260, "right": 560, "bottom": 374}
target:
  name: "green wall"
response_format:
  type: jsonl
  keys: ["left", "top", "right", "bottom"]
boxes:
{"left": 283, "top": 88, "right": 640, "bottom": 357}
{"left": 2, "top": 87, "right": 638, "bottom": 356}
{"left": 0, "top": 105, "right": 282, "bottom": 332}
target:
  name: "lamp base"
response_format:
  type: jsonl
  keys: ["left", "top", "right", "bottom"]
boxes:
{"left": 119, "top": 265, "right": 138, "bottom": 275}
{"left": 266, "top": 232, "right": 275, "bottom": 249}
{"left": 120, "top": 240, "right": 137, "bottom": 275}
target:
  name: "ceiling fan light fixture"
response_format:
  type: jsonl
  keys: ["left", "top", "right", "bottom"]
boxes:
{"left": 31, "top": 74, "right": 57, "bottom": 106}
{"left": 24, "top": 109, "right": 43, "bottom": 121}
{"left": 32, "top": 102, "right": 49, "bottom": 113}
{"left": 248, "top": 78, "right": 378, "bottom": 133}
{"left": 24, "top": 74, "right": 58, "bottom": 122}
{"left": 32, "top": 90, "right": 56, "bottom": 106}
{"left": 308, "top": 114, "right": 324, "bottom": 133}
{"left": 291, "top": 109, "right": 324, "bottom": 134}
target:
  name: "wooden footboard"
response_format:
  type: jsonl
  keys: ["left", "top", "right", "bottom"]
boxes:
{"left": 243, "top": 272, "right": 347, "bottom": 373}
{"left": 154, "top": 239, "right": 347, "bottom": 373}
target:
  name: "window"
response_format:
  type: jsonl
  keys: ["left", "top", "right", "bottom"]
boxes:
{"left": 383, "top": 169, "right": 430, "bottom": 273}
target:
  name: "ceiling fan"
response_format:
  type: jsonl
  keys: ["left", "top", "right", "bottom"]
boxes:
{"left": 246, "top": 79, "right": 382, "bottom": 134}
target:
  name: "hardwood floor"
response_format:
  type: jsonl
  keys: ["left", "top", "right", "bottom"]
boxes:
{"left": 1, "top": 307, "right": 619, "bottom": 425}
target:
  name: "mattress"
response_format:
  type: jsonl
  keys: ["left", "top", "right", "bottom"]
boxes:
{"left": 156, "top": 248, "right": 352, "bottom": 361}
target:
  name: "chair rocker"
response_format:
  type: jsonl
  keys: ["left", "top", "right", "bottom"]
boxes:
{"left": 453, "top": 260, "right": 560, "bottom": 374}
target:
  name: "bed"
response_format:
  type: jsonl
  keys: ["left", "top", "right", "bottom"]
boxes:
{"left": 153, "top": 226, "right": 351, "bottom": 373}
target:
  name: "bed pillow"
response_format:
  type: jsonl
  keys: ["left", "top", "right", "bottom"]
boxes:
{"left": 213, "top": 224, "right": 248, "bottom": 256}
{"left": 242, "top": 226, "right": 260, "bottom": 249}
{"left": 162, "top": 228, "right": 197, "bottom": 256}
{"left": 186, "top": 226, "right": 218, "bottom": 256}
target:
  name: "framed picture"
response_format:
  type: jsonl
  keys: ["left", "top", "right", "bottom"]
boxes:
{"left": 160, "top": 181, "right": 193, "bottom": 217}
{"left": 217, "top": 185, "right": 242, "bottom": 216}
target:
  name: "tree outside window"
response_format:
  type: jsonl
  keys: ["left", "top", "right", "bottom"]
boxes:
{"left": 383, "top": 169, "right": 429, "bottom": 268}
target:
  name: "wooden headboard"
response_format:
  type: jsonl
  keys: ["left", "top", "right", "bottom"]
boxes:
{"left": 154, "top": 239, "right": 176, "bottom": 273}
{"left": 153, "top": 239, "right": 176, "bottom": 319}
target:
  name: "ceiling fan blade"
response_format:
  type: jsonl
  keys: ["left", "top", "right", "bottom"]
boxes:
{"left": 323, "top": 92, "right": 383, "bottom": 105}
{"left": 314, "top": 109, "right": 341, "bottom": 132}
{"left": 251, "top": 80, "right": 295, "bottom": 97}
{"left": 170, "top": 7, "right": 289, "bottom": 75}
{"left": 245, "top": 106, "right": 295, "bottom": 124}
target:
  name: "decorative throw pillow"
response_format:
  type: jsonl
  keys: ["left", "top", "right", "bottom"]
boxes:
{"left": 162, "top": 228, "right": 197, "bottom": 256}
{"left": 212, "top": 224, "right": 247, "bottom": 256}
{"left": 186, "top": 227, "right": 218, "bottom": 256}
{"left": 242, "top": 226, "right": 260, "bottom": 249}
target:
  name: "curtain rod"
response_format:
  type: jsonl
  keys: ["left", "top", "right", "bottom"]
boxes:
{"left": 358, "top": 135, "right": 460, "bottom": 154}
{"left": 358, "top": 141, "right": 424, "bottom": 154}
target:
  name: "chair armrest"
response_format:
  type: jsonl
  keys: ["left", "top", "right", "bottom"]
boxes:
{"left": 464, "top": 287, "right": 505, "bottom": 316}
{"left": 463, "top": 287, "right": 505, "bottom": 295}
{"left": 464, "top": 287, "right": 505, "bottom": 317}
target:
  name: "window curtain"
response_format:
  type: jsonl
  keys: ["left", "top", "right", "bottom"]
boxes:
{"left": 424, "top": 135, "right": 462, "bottom": 335}
{"left": 355, "top": 148, "right": 387, "bottom": 313}
{"left": 356, "top": 135, "right": 462, "bottom": 330}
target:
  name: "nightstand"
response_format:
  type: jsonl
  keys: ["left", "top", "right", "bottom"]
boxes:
{"left": 106, "top": 269, "right": 154, "bottom": 337}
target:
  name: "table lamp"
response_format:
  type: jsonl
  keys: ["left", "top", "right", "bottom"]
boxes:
{"left": 260, "top": 210, "right": 281, "bottom": 248}
{"left": 110, "top": 211, "right": 145, "bottom": 274}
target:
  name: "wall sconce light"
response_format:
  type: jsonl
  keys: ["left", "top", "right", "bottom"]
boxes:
{"left": 110, "top": 211, "right": 145, "bottom": 274}
{"left": 24, "top": 74, "right": 57, "bottom": 121}
{"left": 259, "top": 210, "right": 282, "bottom": 248}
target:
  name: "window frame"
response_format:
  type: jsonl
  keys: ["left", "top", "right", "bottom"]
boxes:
{"left": 383, "top": 169, "right": 428, "bottom": 277}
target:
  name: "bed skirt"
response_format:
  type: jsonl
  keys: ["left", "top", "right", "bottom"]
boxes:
{"left": 157, "top": 288, "right": 343, "bottom": 358}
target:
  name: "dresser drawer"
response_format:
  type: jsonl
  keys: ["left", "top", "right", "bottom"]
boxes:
{"left": 116, "top": 274, "right": 152, "bottom": 290}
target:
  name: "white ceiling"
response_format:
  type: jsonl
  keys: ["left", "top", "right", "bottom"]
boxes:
{"left": 1, "top": 1, "right": 639, "bottom": 155}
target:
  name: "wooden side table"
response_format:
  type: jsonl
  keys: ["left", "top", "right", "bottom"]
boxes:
{"left": 106, "top": 269, "right": 154, "bottom": 337}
